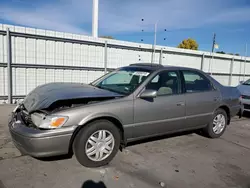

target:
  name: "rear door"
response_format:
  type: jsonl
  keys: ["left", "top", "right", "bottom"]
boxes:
{"left": 181, "top": 70, "right": 220, "bottom": 128}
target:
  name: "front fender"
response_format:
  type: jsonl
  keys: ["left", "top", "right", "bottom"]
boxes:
{"left": 78, "top": 112, "right": 123, "bottom": 126}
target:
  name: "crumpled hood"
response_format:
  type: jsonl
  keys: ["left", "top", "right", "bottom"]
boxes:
{"left": 22, "top": 82, "right": 123, "bottom": 113}
{"left": 237, "top": 85, "right": 250, "bottom": 96}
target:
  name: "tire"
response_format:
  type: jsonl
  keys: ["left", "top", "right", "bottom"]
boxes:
{"left": 73, "top": 120, "right": 121, "bottom": 168}
{"left": 203, "top": 108, "right": 228, "bottom": 138}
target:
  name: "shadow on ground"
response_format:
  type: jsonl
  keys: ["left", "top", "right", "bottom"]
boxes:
{"left": 243, "top": 111, "right": 250, "bottom": 118}
{"left": 81, "top": 180, "right": 106, "bottom": 188}
{"left": 127, "top": 130, "right": 203, "bottom": 147}
{"left": 35, "top": 153, "right": 73, "bottom": 162}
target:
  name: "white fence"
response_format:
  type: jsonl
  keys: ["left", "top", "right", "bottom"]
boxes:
{"left": 0, "top": 24, "right": 250, "bottom": 103}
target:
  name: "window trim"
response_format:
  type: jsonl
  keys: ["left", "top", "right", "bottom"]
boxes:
{"left": 180, "top": 70, "right": 216, "bottom": 94}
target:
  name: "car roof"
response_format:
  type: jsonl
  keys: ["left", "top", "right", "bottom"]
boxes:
{"left": 125, "top": 63, "right": 200, "bottom": 72}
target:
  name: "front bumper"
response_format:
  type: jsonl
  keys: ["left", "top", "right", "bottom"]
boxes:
{"left": 241, "top": 98, "right": 250, "bottom": 112}
{"left": 8, "top": 108, "right": 76, "bottom": 158}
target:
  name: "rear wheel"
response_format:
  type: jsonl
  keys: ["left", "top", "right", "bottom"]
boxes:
{"left": 73, "top": 120, "right": 121, "bottom": 167}
{"left": 203, "top": 108, "right": 227, "bottom": 138}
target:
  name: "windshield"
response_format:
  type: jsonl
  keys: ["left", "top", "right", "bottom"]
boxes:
{"left": 91, "top": 67, "right": 152, "bottom": 95}
{"left": 243, "top": 79, "right": 250, "bottom": 85}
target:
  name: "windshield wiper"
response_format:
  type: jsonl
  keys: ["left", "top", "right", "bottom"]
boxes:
{"left": 94, "top": 85, "right": 103, "bottom": 89}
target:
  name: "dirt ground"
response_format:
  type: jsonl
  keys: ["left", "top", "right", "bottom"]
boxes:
{"left": 0, "top": 104, "right": 250, "bottom": 188}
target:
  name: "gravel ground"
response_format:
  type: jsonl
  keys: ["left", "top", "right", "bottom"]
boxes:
{"left": 0, "top": 104, "right": 250, "bottom": 188}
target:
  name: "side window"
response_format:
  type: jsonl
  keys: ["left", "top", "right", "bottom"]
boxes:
{"left": 182, "top": 70, "right": 213, "bottom": 93}
{"left": 146, "top": 71, "right": 180, "bottom": 96}
{"left": 151, "top": 75, "right": 159, "bottom": 83}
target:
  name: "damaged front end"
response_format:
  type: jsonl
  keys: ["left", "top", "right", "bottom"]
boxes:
{"left": 8, "top": 95, "right": 120, "bottom": 157}
{"left": 18, "top": 96, "right": 118, "bottom": 130}
{"left": 8, "top": 80, "right": 127, "bottom": 158}
{"left": 15, "top": 82, "right": 124, "bottom": 129}
{"left": 9, "top": 103, "right": 78, "bottom": 158}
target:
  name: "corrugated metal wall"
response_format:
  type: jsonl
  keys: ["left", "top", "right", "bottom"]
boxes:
{"left": 0, "top": 23, "right": 250, "bottom": 104}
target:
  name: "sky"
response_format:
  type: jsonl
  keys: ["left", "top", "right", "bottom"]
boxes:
{"left": 0, "top": 0, "right": 250, "bottom": 55}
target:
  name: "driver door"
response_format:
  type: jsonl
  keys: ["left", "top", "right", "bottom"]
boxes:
{"left": 132, "top": 70, "right": 186, "bottom": 139}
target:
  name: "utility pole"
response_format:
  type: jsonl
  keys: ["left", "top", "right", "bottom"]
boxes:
{"left": 209, "top": 33, "right": 216, "bottom": 75}
{"left": 92, "top": 0, "right": 99, "bottom": 38}
{"left": 211, "top": 33, "right": 216, "bottom": 53}
{"left": 243, "top": 43, "right": 248, "bottom": 81}
{"left": 141, "top": 19, "right": 159, "bottom": 64}
{"left": 6, "top": 28, "right": 13, "bottom": 104}
{"left": 151, "top": 21, "right": 158, "bottom": 64}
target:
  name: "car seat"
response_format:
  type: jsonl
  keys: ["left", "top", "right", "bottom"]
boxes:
{"left": 157, "top": 86, "right": 173, "bottom": 96}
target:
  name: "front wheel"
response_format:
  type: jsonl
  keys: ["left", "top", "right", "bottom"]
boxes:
{"left": 73, "top": 120, "right": 121, "bottom": 167}
{"left": 203, "top": 108, "right": 228, "bottom": 138}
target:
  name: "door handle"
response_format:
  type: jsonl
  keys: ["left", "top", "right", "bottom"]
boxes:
{"left": 176, "top": 102, "right": 185, "bottom": 106}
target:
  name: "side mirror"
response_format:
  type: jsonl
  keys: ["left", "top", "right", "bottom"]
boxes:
{"left": 239, "top": 81, "right": 244, "bottom": 85}
{"left": 140, "top": 89, "right": 157, "bottom": 99}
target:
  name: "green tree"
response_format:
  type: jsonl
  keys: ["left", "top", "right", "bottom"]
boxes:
{"left": 177, "top": 38, "right": 199, "bottom": 50}
{"left": 99, "top": 36, "right": 115, "bottom": 39}
{"left": 216, "top": 51, "right": 240, "bottom": 56}
{"left": 216, "top": 51, "right": 226, "bottom": 54}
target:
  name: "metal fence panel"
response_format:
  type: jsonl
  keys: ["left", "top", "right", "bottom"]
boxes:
{"left": 162, "top": 53, "right": 201, "bottom": 69}
{"left": 0, "top": 67, "right": 6, "bottom": 95}
{"left": 212, "top": 75, "right": 230, "bottom": 86}
{"left": 246, "top": 63, "right": 250, "bottom": 75}
{"left": 203, "top": 57, "right": 231, "bottom": 73}
{"left": 1, "top": 23, "right": 250, "bottom": 102}
{"left": 233, "top": 60, "right": 242, "bottom": 75}
{"left": 26, "top": 68, "right": 36, "bottom": 93}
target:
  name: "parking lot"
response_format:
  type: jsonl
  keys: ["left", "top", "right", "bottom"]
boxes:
{"left": 0, "top": 104, "right": 250, "bottom": 188}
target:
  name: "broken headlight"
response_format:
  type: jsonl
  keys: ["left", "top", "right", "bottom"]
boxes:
{"left": 31, "top": 113, "right": 68, "bottom": 129}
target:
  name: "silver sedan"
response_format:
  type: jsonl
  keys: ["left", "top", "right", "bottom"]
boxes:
{"left": 9, "top": 63, "right": 242, "bottom": 168}
{"left": 238, "top": 79, "right": 250, "bottom": 112}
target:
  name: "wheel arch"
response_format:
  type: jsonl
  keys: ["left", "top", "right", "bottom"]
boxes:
{"left": 68, "top": 115, "right": 125, "bottom": 154}
{"left": 217, "top": 105, "right": 231, "bottom": 125}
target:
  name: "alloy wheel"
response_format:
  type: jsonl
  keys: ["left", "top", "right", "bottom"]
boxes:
{"left": 212, "top": 114, "right": 226, "bottom": 134}
{"left": 85, "top": 130, "right": 115, "bottom": 162}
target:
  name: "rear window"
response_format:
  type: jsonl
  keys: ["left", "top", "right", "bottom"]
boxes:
{"left": 182, "top": 70, "right": 213, "bottom": 93}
